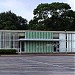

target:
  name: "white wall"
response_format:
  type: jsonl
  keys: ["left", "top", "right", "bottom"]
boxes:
{"left": 72, "top": 34, "right": 75, "bottom": 52}
{"left": 59, "top": 34, "right": 66, "bottom": 52}
{"left": 59, "top": 33, "right": 75, "bottom": 52}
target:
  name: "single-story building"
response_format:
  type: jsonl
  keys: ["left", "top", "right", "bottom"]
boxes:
{"left": 0, "top": 30, "right": 75, "bottom": 53}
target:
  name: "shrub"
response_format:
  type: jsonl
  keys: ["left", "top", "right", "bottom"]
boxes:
{"left": 0, "top": 49, "right": 17, "bottom": 54}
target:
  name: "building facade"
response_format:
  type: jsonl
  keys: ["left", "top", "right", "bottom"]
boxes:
{"left": 0, "top": 30, "right": 75, "bottom": 53}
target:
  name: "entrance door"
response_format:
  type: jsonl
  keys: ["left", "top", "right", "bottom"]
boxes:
{"left": 21, "top": 41, "right": 24, "bottom": 52}
{"left": 53, "top": 42, "right": 59, "bottom": 52}
{"left": 19, "top": 41, "right": 24, "bottom": 53}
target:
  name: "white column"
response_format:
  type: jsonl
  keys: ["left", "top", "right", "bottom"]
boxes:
{"left": 67, "top": 34, "right": 71, "bottom": 52}
{"left": 20, "top": 41, "right": 21, "bottom": 53}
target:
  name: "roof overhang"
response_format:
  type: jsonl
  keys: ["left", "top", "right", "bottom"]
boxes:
{"left": 18, "top": 39, "right": 60, "bottom": 41}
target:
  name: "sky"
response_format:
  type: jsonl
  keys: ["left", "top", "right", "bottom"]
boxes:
{"left": 0, "top": 0, "right": 75, "bottom": 21}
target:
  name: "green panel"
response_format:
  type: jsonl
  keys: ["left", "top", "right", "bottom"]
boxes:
{"left": 37, "top": 42, "right": 39, "bottom": 53}
{"left": 40, "top": 32, "right": 43, "bottom": 39}
{"left": 38, "top": 32, "right": 41, "bottom": 39}
{"left": 26, "top": 32, "right": 28, "bottom": 38}
{"left": 50, "top": 43, "right": 52, "bottom": 52}
{"left": 28, "top": 32, "right": 29, "bottom": 39}
{"left": 33, "top": 42, "right": 35, "bottom": 53}
{"left": 43, "top": 42, "right": 46, "bottom": 53}
{"left": 25, "top": 42, "right": 27, "bottom": 53}
{"left": 43, "top": 42, "right": 45, "bottom": 53}
{"left": 43, "top": 32, "right": 46, "bottom": 39}
{"left": 50, "top": 42, "right": 51, "bottom": 52}
{"left": 36, "top": 42, "right": 38, "bottom": 53}
{"left": 45, "top": 32, "right": 47, "bottom": 39}
{"left": 31, "top": 42, "right": 33, "bottom": 53}
{"left": 49, "top": 33, "right": 51, "bottom": 39}
{"left": 48, "top": 42, "right": 50, "bottom": 53}
{"left": 42, "top": 42, "right": 44, "bottom": 53}
{"left": 46, "top": 42, "right": 47, "bottom": 53}
{"left": 35, "top": 42, "right": 37, "bottom": 53}
{"left": 25, "top": 31, "right": 53, "bottom": 39}
{"left": 47, "top": 32, "right": 48, "bottom": 39}
{"left": 32, "top": 42, "right": 34, "bottom": 53}
{"left": 40, "top": 42, "right": 42, "bottom": 53}
{"left": 50, "top": 32, "right": 51, "bottom": 39}
{"left": 42, "top": 32, "right": 44, "bottom": 39}
{"left": 37, "top": 32, "right": 39, "bottom": 39}
{"left": 29, "top": 42, "right": 31, "bottom": 53}
{"left": 39, "top": 42, "right": 41, "bottom": 53}
{"left": 32, "top": 32, "right": 35, "bottom": 39}
{"left": 34, "top": 32, "right": 36, "bottom": 39}
{"left": 47, "top": 32, "right": 49, "bottom": 39}
{"left": 29, "top": 32, "right": 31, "bottom": 39}
{"left": 34, "top": 42, "right": 36, "bottom": 53}
{"left": 25, "top": 41, "right": 54, "bottom": 53}
{"left": 38, "top": 41, "right": 40, "bottom": 53}
{"left": 47, "top": 42, "right": 49, "bottom": 53}
{"left": 32, "top": 32, "right": 33, "bottom": 39}
{"left": 38, "top": 42, "right": 39, "bottom": 53}
{"left": 32, "top": 32, "right": 36, "bottom": 39}
{"left": 28, "top": 42, "right": 30, "bottom": 53}
{"left": 51, "top": 32, "right": 53, "bottom": 39}
{"left": 27, "top": 41, "right": 29, "bottom": 53}
{"left": 31, "top": 32, "right": 32, "bottom": 39}
{"left": 28, "top": 32, "right": 30, "bottom": 39}
{"left": 46, "top": 42, "right": 48, "bottom": 53}
{"left": 26, "top": 42, "right": 28, "bottom": 53}
{"left": 51, "top": 44, "right": 53, "bottom": 52}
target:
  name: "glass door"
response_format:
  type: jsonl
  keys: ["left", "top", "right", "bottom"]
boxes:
{"left": 53, "top": 41, "right": 59, "bottom": 52}
{"left": 21, "top": 41, "right": 24, "bottom": 52}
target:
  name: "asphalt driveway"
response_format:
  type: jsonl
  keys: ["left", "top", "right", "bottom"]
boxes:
{"left": 0, "top": 56, "right": 74, "bottom": 75}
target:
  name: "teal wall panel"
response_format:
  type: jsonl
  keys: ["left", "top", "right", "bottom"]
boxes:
{"left": 24, "top": 31, "right": 54, "bottom": 53}
{"left": 24, "top": 41, "right": 54, "bottom": 53}
{"left": 25, "top": 31, "right": 53, "bottom": 39}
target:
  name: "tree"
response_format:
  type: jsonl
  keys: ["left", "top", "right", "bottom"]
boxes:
{"left": 29, "top": 2, "right": 75, "bottom": 31}
{"left": 0, "top": 11, "right": 28, "bottom": 30}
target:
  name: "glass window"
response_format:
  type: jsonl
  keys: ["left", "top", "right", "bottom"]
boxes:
{"left": 53, "top": 33, "right": 59, "bottom": 39}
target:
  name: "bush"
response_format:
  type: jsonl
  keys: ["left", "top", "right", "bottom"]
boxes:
{"left": 0, "top": 49, "right": 17, "bottom": 54}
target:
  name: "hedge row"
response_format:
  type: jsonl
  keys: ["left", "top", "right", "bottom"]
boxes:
{"left": 0, "top": 49, "right": 17, "bottom": 54}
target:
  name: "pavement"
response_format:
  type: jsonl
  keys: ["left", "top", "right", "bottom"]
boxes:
{"left": 0, "top": 56, "right": 74, "bottom": 75}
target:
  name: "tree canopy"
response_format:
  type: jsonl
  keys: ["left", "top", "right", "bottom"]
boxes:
{"left": 29, "top": 2, "right": 75, "bottom": 31}
{"left": 0, "top": 11, "right": 28, "bottom": 30}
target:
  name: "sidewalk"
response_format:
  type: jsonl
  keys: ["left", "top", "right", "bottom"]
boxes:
{"left": 0, "top": 53, "right": 75, "bottom": 57}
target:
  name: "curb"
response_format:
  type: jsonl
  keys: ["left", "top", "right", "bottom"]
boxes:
{"left": 0, "top": 54, "right": 75, "bottom": 57}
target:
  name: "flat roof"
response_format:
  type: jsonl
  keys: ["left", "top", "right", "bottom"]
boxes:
{"left": 0, "top": 30, "right": 75, "bottom": 33}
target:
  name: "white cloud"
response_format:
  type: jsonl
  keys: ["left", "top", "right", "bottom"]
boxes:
{"left": 66, "top": 0, "right": 75, "bottom": 10}
{"left": 0, "top": 0, "right": 25, "bottom": 10}
{"left": 0, "top": 0, "right": 30, "bottom": 20}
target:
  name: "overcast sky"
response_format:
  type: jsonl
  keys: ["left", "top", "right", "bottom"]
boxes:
{"left": 0, "top": 0, "right": 75, "bottom": 21}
